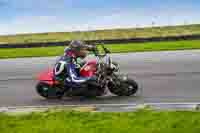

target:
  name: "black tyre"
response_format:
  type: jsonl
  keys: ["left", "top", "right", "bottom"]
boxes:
{"left": 108, "top": 79, "right": 138, "bottom": 96}
{"left": 36, "top": 82, "right": 64, "bottom": 99}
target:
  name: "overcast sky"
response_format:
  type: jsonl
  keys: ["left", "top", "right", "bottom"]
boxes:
{"left": 0, "top": 0, "right": 200, "bottom": 35}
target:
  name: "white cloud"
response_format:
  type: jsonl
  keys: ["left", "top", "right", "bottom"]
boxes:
{"left": 0, "top": 16, "right": 67, "bottom": 35}
{"left": 84, "top": 8, "right": 200, "bottom": 30}
{"left": 0, "top": 15, "right": 96, "bottom": 35}
{"left": 0, "top": 7, "right": 200, "bottom": 35}
{"left": 1, "top": 0, "right": 68, "bottom": 9}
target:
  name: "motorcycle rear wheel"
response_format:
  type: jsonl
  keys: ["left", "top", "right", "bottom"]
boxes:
{"left": 36, "top": 82, "right": 64, "bottom": 99}
{"left": 108, "top": 78, "right": 138, "bottom": 96}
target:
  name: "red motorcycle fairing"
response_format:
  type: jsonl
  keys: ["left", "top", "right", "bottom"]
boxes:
{"left": 36, "top": 59, "right": 97, "bottom": 85}
{"left": 79, "top": 59, "right": 97, "bottom": 77}
{"left": 36, "top": 68, "right": 58, "bottom": 86}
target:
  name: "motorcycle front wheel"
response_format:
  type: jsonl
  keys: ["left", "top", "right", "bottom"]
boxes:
{"left": 36, "top": 82, "right": 64, "bottom": 99}
{"left": 108, "top": 78, "right": 138, "bottom": 96}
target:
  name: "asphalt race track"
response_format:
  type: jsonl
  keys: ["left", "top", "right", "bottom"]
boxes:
{"left": 1, "top": 50, "right": 200, "bottom": 107}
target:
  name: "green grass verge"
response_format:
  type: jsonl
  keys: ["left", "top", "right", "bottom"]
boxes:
{"left": 1, "top": 24, "right": 200, "bottom": 44}
{"left": 1, "top": 109, "right": 200, "bottom": 133}
{"left": 1, "top": 40, "right": 200, "bottom": 59}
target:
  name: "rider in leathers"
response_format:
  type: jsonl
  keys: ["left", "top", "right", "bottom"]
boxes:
{"left": 53, "top": 40, "right": 98, "bottom": 95}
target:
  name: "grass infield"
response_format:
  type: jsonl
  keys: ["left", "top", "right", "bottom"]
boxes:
{"left": 0, "top": 109, "right": 200, "bottom": 133}
{"left": 1, "top": 24, "right": 200, "bottom": 44}
{"left": 0, "top": 40, "right": 200, "bottom": 59}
